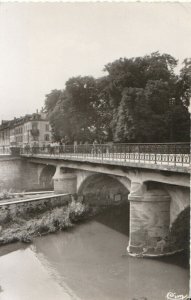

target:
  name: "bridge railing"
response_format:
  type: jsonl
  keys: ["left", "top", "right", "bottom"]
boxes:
{"left": 20, "top": 142, "right": 190, "bottom": 167}
{"left": 0, "top": 146, "right": 11, "bottom": 155}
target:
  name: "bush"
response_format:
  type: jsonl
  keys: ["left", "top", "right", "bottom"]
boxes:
{"left": 0, "top": 200, "right": 89, "bottom": 246}
{"left": 0, "top": 190, "right": 14, "bottom": 200}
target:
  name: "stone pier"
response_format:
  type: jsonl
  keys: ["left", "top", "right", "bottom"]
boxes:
{"left": 53, "top": 166, "right": 77, "bottom": 194}
{"left": 127, "top": 182, "right": 176, "bottom": 257}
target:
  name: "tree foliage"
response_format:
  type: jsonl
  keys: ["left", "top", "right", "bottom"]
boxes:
{"left": 179, "top": 58, "right": 191, "bottom": 107}
{"left": 103, "top": 52, "right": 189, "bottom": 142}
{"left": 44, "top": 52, "right": 190, "bottom": 143}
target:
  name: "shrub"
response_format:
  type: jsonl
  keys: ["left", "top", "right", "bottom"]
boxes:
{"left": 0, "top": 200, "right": 89, "bottom": 246}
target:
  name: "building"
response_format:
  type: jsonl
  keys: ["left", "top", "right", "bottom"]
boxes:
{"left": 0, "top": 112, "right": 52, "bottom": 149}
{"left": 0, "top": 121, "right": 11, "bottom": 152}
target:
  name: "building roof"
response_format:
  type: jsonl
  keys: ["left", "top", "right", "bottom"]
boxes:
{"left": 0, "top": 113, "right": 49, "bottom": 131}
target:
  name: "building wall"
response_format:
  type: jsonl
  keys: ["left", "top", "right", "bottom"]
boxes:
{"left": 10, "top": 127, "right": 16, "bottom": 146}
{"left": 36, "top": 120, "right": 51, "bottom": 146}
{"left": 0, "top": 116, "right": 51, "bottom": 149}
{"left": 0, "top": 128, "right": 10, "bottom": 149}
{"left": 22, "top": 120, "right": 51, "bottom": 147}
{"left": 14, "top": 125, "right": 23, "bottom": 147}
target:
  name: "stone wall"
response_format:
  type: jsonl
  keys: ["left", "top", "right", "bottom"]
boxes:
{"left": 0, "top": 194, "right": 70, "bottom": 224}
{"left": 0, "top": 158, "right": 26, "bottom": 190}
{"left": 53, "top": 169, "right": 77, "bottom": 194}
{"left": 0, "top": 157, "right": 46, "bottom": 191}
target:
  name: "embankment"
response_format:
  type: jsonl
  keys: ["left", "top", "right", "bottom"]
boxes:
{"left": 0, "top": 194, "right": 88, "bottom": 245}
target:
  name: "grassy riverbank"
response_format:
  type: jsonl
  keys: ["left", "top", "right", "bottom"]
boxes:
{"left": 0, "top": 200, "right": 90, "bottom": 245}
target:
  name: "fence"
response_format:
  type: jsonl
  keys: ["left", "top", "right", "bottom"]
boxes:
{"left": 20, "top": 143, "right": 190, "bottom": 167}
{"left": 0, "top": 146, "right": 10, "bottom": 155}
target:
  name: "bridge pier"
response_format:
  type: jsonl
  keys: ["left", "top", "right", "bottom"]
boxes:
{"left": 127, "top": 182, "right": 175, "bottom": 257}
{"left": 53, "top": 166, "right": 77, "bottom": 194}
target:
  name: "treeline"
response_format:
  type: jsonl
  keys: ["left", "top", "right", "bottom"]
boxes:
{"left": 44, "top": 52, "right": 190, "bottom": 144}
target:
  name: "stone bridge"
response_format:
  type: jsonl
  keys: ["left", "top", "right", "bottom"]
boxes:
{"left": 0, "top": 143, "right": 190, "bottom": 257}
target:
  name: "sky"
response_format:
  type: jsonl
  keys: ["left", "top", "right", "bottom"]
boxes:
{"left": 0, "top": 2, "right": 191, "bottom": 122}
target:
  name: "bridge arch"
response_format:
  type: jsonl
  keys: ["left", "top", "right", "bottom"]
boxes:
{"left": 39, "top": 165, "right": 56, "bottom": 190}
{"left": 136, "top": 180, "right": 190, "bottom": 254}
{"left": 169, "top": 206, "right": 190, "bottom": 251}
{"left": 143, "top": 180, "right": 190, "bottom": 225}
{"left": 78, "top": 173, "right": 130, "bottom": 206}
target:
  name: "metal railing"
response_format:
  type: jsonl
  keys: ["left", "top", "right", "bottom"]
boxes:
{"left": 0, "top": 146, "right": 10, "bottom": 155}
{"left": 20, "top": 143, "right": 190, "bottom": 168}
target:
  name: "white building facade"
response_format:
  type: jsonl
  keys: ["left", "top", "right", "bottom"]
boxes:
{"left": 0, "top": 112, "right": 52, "bottom": 150}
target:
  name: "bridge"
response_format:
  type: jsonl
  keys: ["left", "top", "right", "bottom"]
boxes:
{"left": 0, "top": 143, "right": 190, "bottom": 257}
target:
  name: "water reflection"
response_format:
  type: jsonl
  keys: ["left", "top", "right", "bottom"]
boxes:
{"left": 95, "top": 204, "right": 189, "bottom": 269}
{"left": 94, "top": 202, "right": 130, "bottom": 236}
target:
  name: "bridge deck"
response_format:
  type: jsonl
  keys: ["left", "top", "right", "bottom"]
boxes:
{"left": 21, "top": 152, "right": 190, "bottom": 173}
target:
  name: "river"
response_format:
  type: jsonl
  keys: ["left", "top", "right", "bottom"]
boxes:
{"left": 0, "top": 204, "right": 189, "bottom": 300}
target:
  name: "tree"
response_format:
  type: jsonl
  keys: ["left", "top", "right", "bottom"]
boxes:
{"left": 46, "top": 77, "right": 100, "bottom": 143}
{"left": 179, "top": 58, "right": 191, "bottom": 107}
{"left": 94, "top": 76, "right": 113, "bottom": 142}
{"left": 44, "top": 52, "right": 190, "bottom": 144}
{"left": 64, "top": 76, "right": 99, "bottom": 142}
{"left": 44, "top": 89, "right": 63, "bottom": 115}
{"left": 103, "top": 52, "right": 189, "bottom": 142}
{"left": 114, "top": 88, "right": 145, "bottom": 142}
{"left": 114, "top": 83, "right": 171, "bottom": 142}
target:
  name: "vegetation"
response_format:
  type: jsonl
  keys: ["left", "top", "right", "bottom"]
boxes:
{"left": 0, "top": 199, "right": 89, "bottom": 245}
{"left": 44, "top": 52, "right": 190, "bottom": 143}
{"left": 0, "top": 190, "right": 15, "bottom": 200}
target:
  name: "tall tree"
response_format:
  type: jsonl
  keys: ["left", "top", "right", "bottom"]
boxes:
{"left": 178, "top": 58, "right": 191, "bottom": 107}
{"left": 64, "top": 76, "right": 99, "bottom": 142}
{"left": 48, "top": 91, "right": 72, "bottom": 141}
{"left": 103, "top": 52, "right": 189, "bottom": 142}
{"left": 44, "top": 89, "right": 63, "bottom": 114}
{"left": 44, "top": 52, "right": 190, "bottom": 144}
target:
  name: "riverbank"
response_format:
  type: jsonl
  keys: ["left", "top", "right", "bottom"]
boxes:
{"left": 0, "top": 199, "right": 90, "bottom": 245}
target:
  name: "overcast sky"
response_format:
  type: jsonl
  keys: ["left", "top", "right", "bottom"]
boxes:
{"left": 0, "top": 2, "right": 191, "bottom": 122}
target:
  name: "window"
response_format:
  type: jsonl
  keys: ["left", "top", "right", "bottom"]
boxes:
{"left": 45, "top": 124, "right": 49, "bottom": 131}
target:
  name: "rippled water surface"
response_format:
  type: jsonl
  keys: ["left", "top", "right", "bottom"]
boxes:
{"left": 0, "top": 204, "right": 189, "bottom": 300}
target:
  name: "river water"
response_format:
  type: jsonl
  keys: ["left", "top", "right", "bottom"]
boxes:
{"left": 0, "top": 204, "right": 189, "bottom": 300}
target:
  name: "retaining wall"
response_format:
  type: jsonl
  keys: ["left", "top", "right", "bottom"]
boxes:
{"left": 0, "top": 193, "right": 71, "bottom": 224}
{"left": 0, "top": 157, "right": 44, "bottom": 191}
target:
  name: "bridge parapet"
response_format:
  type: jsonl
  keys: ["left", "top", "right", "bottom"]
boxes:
{"left": 20, "top": 142, "right": 190, "bottom": 173}
{"left": 0, "top": 146, "right": 10, "bottom": 156}
{"left": 0, "top": 146, "right": 20, "bottom": 157}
